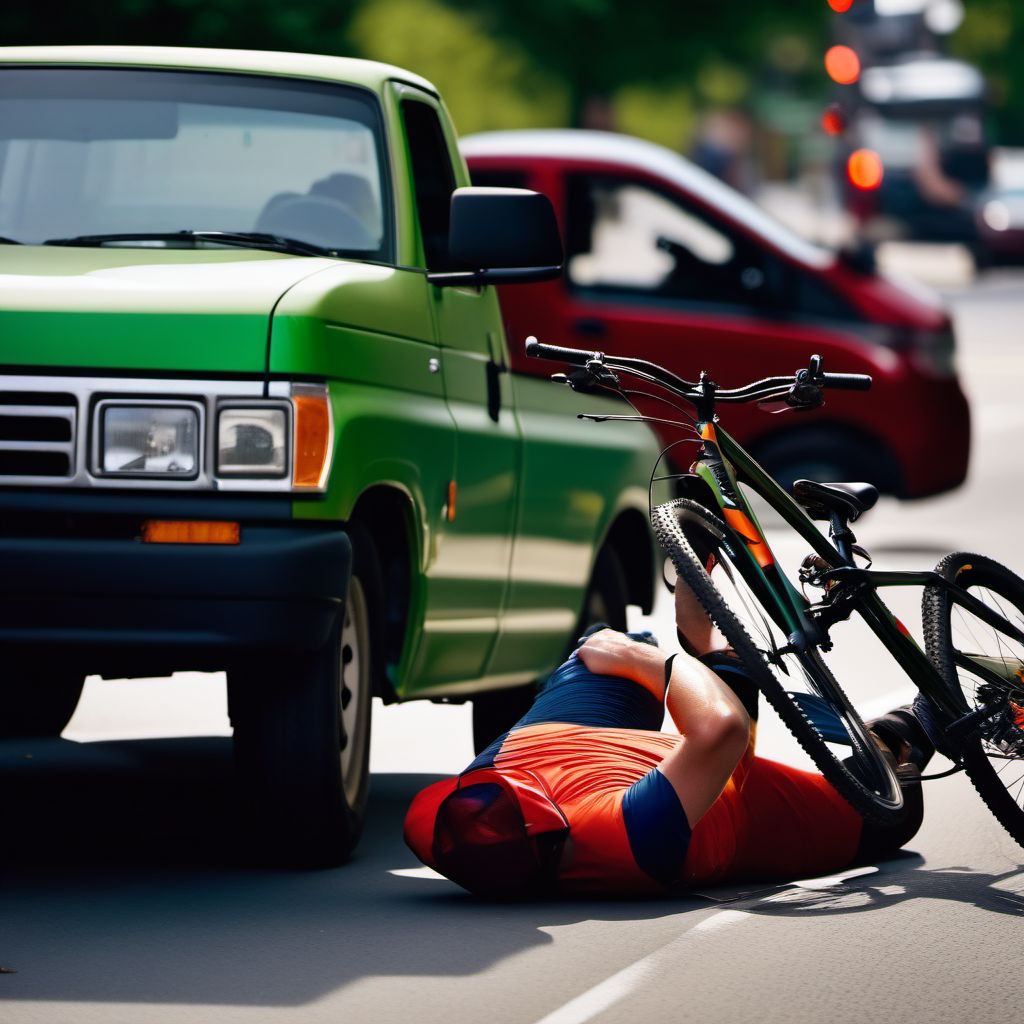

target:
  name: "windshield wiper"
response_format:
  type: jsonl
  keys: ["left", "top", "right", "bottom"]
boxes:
{"left": 42, "top": 230, "right": 334, "bottom": 258}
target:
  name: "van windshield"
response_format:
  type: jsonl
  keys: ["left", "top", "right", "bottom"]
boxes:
{"left": 0, "top": 68, "right": 391, "bottom": 260}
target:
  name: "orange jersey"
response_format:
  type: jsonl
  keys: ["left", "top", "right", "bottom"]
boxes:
{"left": 406, "top": 720, "right": 863, "bottom": 895}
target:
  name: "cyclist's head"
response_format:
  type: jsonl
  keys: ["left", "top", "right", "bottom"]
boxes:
{"left": 432, "top": 771, "right": 568, "bottom": 897}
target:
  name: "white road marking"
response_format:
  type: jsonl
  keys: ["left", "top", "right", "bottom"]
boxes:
{"left": 388, "top": 866, "right": 446, "bottom": 880}
{"left": 531, "top": 865, "right": 891, "bottom": 1024}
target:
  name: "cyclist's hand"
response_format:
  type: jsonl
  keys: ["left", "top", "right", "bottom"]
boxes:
{"left": 578, "top": 629, "right": 668, "bottom": 694}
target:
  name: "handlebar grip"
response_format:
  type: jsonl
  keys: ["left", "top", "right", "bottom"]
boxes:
{"left": 524, "top": 336, "right": 598, "bottom": 366}
{"left": 821, "top": 372, "right": 872, "bottom": 391}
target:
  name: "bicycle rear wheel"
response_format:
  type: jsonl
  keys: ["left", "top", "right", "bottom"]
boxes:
{"left": 923, "top": 552, "right": 1024, "bottom": 848}
{"left": 652, "top": 498, "right": 905, "bottom": 825}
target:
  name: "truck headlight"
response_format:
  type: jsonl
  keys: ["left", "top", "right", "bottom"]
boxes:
{"left": 217, "top": 407, "right": 288, "bottom": 477}
{"left": 98, "top": 403, "right": 199, "bottom": 477}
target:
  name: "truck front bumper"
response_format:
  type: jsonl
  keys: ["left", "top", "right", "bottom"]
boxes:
{"left": 0, "top": 492, "right": 351, "bottom": 675}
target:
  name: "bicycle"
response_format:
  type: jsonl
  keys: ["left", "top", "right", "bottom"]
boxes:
{"left": 526, "top": 336, "right": 1024, "bottom": 845}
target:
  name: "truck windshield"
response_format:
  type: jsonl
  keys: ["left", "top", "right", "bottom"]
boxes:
{"left": 0, "top": 68, "right": 391, "bottom": 260}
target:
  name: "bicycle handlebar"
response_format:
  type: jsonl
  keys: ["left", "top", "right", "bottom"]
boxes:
{"left": 819, "top": 372, "right": 872, "bottom": 391}
{"left": 524, "top": 335, "right": 872, "bottom": 408}
{"left": 524, "top": 337, "right": 594, "bottom": 366}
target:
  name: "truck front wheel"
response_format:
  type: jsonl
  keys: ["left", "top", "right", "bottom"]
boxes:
{"left": 228, "top": 529, "right": 379, "bottom": 867}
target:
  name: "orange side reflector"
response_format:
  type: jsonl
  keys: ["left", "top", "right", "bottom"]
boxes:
{"left": 292, "top": 391, "right": 332, "bottom": 489}
{"left": 142, "top": 520, "right": 240, "bottom": 545}
{"left": 447, "top": 480, "right": 457, "bottom": 522}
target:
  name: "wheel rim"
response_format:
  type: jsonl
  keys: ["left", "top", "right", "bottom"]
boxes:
{"left": 339, "top": 575, "right": 371, "bottom": 804}
{"left": 946, "top": 579, "right": 1024, "bottom": 808}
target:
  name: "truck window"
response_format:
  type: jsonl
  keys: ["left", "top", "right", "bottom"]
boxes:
{"left": 0, "top": 68, "right": 391, "bottom": 260}
{"left": 565, "top": 173, "right": 789, "bottom": 314}
{"left": 401, "top": 100, "right": 457, "bottom": 271}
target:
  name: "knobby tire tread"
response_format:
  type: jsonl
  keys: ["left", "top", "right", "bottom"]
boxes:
{"left": 652, "top": 498, "right": 904, "bottom": 826}
{"left": 922, "top": 551, "right": 1024, "bottom": 848}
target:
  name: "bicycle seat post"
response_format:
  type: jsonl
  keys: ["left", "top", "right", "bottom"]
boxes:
{"left": 829, "top": 511, "right": 857, "bottom": 564}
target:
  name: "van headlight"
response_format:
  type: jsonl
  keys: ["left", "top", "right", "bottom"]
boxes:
{"left": 217, "top": 407, "right": 288, "bottom": 477}
{"left": 97, "top": 402, "right": 200, "bottom": 477}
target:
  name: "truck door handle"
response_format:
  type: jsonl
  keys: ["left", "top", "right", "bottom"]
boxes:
{"left": 574, "top": 317, "right": 607, "bottom": 338}
{"left": 486, "top": 359, "right": 502, "bottom": 422}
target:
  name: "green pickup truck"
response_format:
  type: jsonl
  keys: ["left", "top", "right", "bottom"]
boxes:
{"left": 0, "top": 46, "right": 659, "bottom": 865}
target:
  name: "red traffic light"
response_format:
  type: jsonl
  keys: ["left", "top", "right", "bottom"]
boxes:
{"left": 827, "top": 0, "right": 855, "bottom": 11}
{"left": 848, "top": 149, "right": 884, "bottom": 190}
{"left": 821, "top": 104, "right": 848, "bottom": 135}
{"left": 825, "top": 45, "right": 861, "bottom": 85}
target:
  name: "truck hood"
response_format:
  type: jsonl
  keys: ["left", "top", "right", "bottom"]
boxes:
{"left": 0, "top": 246, "right": 338, "bottom": 374}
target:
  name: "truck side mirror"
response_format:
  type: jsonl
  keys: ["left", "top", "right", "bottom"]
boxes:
{"left": 427, "top": 187, "right": 563, "bottom": 286}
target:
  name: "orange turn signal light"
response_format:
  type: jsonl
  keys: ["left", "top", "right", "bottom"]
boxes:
{"left": 292, "top": 387, "right": 333, "bottom": 490}
{"left": 142, "top": 520, "right": 240, "bottom": 545}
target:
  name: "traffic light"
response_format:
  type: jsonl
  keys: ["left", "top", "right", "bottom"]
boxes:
{"left": 824, "top": 45, "right": 861, "bottom": 85}
{"left": 847, "top": 149, "right": 884, "bottom": 190}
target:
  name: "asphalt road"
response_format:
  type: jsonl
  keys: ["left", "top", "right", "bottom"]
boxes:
{"left": 3, "top": 268, "right": 1024, "bottom": 1024}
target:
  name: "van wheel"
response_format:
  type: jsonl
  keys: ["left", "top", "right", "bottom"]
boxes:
{"left": 0, "top": 668, "right": 85, "bottom": 738}
{"left": 229, "top": 527, "right": 379, "bottom": 867}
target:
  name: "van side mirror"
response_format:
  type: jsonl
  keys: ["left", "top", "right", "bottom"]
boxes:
{"left": 427, "top": 187, "right": 563, "bottom": 286}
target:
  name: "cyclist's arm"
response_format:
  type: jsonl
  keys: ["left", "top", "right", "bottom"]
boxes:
{"left": 578, "top": 632, "right": 749, "bottom": 826}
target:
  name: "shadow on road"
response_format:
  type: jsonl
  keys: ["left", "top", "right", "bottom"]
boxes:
{"left": 5, "top": 736, "right": 1018, "bottom": 1008}
{"left": 0, "top": 736, "right": 696, "bottom": 1007}
{"left": 739, "top": 852, "right": 1024, "bottom": 919}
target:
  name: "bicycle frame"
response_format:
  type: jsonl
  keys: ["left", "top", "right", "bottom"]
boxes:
{"left": 691, "top": 417, "right": 1024, "bottom": 742}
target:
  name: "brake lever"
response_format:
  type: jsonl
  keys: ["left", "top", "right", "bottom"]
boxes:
{"left": 786, "top": 381, "right": 825, "bottom": 410}
{"left": 585, "top": 358, "right": 621, "bottom": 387}
{"left": 787, "top": 358, "right": 826, "bottom": 410}
{"left": 554, "top": 366, "right": 620, "bottom": 395}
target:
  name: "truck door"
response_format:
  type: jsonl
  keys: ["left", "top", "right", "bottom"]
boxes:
{"left": 398, "top": 90, "right": 523, "bottom": 691}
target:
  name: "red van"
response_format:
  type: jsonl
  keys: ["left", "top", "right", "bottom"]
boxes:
{"left": 462, "top": 130, "right": 970, "bottom": 498}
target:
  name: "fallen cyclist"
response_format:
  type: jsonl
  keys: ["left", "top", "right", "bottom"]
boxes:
{"left": 404, "top": 578, "right": 936, "bottom": 897}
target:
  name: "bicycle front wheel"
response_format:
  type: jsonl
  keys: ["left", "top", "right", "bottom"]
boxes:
{"left": 652, "top": 498, "right": 905, "bottom": 825}
{"left": 923, "top": 552, "right": 1024, "bottom": 848}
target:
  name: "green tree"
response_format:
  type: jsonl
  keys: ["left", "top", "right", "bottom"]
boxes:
{"left": 350, "top": 0, "right": 568, "bottom": 134}
{"left": 951, "top": 0, "right": 1024, "bottom": 143}
{"left": 441, "top": 0, "right": 829, "bottom": 126}
{"left": 0, "top": 0, "right": 356, "bottom": 53}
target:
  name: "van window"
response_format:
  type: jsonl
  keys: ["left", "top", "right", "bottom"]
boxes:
{"left": 401, "top": 100, "right": 457, "bottom": 271}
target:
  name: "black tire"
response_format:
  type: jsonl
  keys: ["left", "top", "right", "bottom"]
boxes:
{"left": 228, "top": 525, "right": 379, "bottom": 867}
{"left": 753, "top": 428, "right": 901, "bottom": 497}
{"left": 470, "top": 544, "right": 629, "bottom": 754}
{"left": 652, "top": 498, "right": 905, "bottom": 825}
{"left": 0, "top": 667, "right": 85, "bottom": 738}
{"left": 472, "top": 683, "right": 536, "bottom": 755}
{"left": 923, "top": 552, "right": 1024, "bottom": 848}
{"left": 579, "top": 544, "right": 629, "bottom": 633}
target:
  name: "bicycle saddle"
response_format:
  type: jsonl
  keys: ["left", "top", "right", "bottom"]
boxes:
{"left": 792, "top": 480, "right": 879, "bottom": 523}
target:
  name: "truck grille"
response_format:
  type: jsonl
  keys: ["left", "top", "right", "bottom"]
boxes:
{"left": 0, "top": 392, "right": 76, "bottom": 478}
